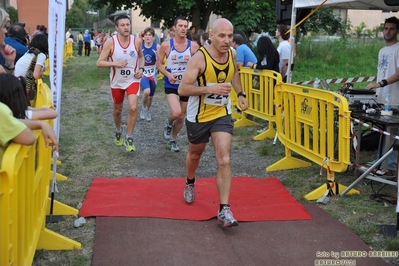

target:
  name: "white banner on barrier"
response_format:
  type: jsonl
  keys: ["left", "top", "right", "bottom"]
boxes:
{"left": 48, "top": 0, "right": 66, "bottom": 139}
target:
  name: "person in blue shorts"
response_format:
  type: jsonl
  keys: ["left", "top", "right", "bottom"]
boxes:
{"left": 140, "top": 27, "right": 160, "bottom": 122}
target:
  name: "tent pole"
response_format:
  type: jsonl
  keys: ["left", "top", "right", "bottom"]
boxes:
{"left": 287, "top": 0, "right": 297, "bottom": 84}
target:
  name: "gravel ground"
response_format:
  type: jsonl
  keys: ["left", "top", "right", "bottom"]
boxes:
{"left": 99, "top": 86, "right": 278, "bottom": 180}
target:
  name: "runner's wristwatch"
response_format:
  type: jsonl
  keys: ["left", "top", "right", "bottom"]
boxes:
{"left": 237, "top": 91, "right": 246, "bottom": 98}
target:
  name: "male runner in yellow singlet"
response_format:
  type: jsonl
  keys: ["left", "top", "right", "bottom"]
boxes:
{"left": 178, "top": 18, "right": 248, "bottom": 227}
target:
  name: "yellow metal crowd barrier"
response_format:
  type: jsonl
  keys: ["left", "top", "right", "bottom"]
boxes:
{"left": 233, "top": 68, "right": 282, "bottom": 140}
{"left": 0, "top": 129, "right": 81, "bottom": 266}
{"left": 229, "top": 67, "right": 359, "bottom": 200}
{"left": 34, "top": 79, "right": 53, "bottom": 109}
{"left": 43, "top": 58, "right": 50, "bottom": 76}
{"left": 269, "top": 83, "right": 359, "bottom": 199}
{"left": 0, "top": 79, "right": 81, "bottom": 265}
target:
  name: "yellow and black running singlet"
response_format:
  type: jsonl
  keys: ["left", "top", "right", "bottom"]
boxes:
{"left": 186, "top": 47, "right": 235, "bottom": 123}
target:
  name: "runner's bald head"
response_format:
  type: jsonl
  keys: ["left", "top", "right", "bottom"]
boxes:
{"left": 212, "top": 18, "right": 233, "bottom": 33}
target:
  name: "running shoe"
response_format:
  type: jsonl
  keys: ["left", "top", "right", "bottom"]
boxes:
{"left": 114, "top": 130, "right": 123, "bottom": 146}
{"left": 140, "top": 108, "right": 146, "bottom": 120}
{"left": 183, "top": 183, "right": 195, "bottom": 203}
{"left": 123, "top": 137, "right": 136, "bottom": 152}
{"left": 146, "top": 110, "right": 152, "bottom": 122}
{"left": 217, "top": 206, "right": 239, "bottom": 227}
{"left": 163, "top": 120, "right": 173, "bottom": 140}
{"left": 167, "top": 138, "right": 180, "bottom": 152}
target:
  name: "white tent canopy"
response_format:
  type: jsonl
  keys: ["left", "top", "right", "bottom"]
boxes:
{"left": 294, "top": 0, "right": 399, "bottom": 11}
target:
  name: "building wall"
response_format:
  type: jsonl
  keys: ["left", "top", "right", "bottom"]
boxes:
{"left": 130, "top": 8, "right": 157, "bottom": 37}
{"left": 347, "top": 10, "right": 396, "bottom": 30}
{"left": 17, "top": 0, "right": 48, "bottom": 35}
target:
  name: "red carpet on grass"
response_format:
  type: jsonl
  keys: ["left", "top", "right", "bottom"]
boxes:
{"left": 79, "top": 176, "right": 312, "bottom": 221}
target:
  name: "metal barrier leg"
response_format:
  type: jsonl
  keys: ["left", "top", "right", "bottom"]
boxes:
{"left": 253, "top": 122, "right": 276, "bottom": 141}
{"left": 272, "top": 132, "right": 278, "bottom": 145}
{"left": 305, "top": 180, "right": 359, "bottom": 201}
{"left": 37, "top": 228, "right": 81, "bottom": 250}
{"left": 341, "top": 148, "right": 395, "bottom": 196}
{"left": 46, "top": 198, "right": 79, "bottom": 216}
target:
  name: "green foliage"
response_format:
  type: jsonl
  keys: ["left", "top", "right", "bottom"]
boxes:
{"left": 88, "top": 0, "right": 276, "bottom": 35}
{"left": 355, "top": 21, "right": 367, "bottom": 38}
{"left": 293, "top": 38, "right": 383, "bottom": 90}
{"left": 7, "top": 6, "right": 18, "bottom": 25}
{"left": 66, "top": 0, "right": 88, "bottom": 28}
{"left": 73, "top": 0, "right": 89, "bottom": 11}
{"left": 216, "top": 0, "right": 276, "bottom": 35}
{"left": 66, "top": 6, "right": 86, "bottom": 28}
{"left": 301, "top": 9, "right": 345, "bottom": 38}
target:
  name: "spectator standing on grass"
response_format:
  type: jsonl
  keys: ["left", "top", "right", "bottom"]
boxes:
{"left": 95, "top": 32, "right": 105, "bottom": 55}
{"left": 67, "top": 34, "right": 74, "bottom": 44}
{"left": 83, "top": 29, "right": 91, "bottom": 56}
{"left": 90, "top": 37, "right": 96, "bottom": 54}
{"left": 0, "top": 24, "right": 29, "bottom": 67}
{"left": 178, "top": 18, "right": 248, "bottom": 227}
{"left": 366, "top": 16, "right": 399, "bottom": 171}
{"left": 65, "top": 28, "right": 71, "bottom": 41}
{"left": 231, "top": 33, "right": 257, "bottom": 68}
{"left": 96, "top": 15, "right": 145, "bottom": 152}
{"left": 77, "top": 31, "right": 83, "bottom": 56}
{"left": 139, "top": 27, "right": 160, "bottom": 122}
{"left": 157, "top": 16, "right": 199, "bottom": 152}
{"left": 276, "top": 24, "right": 291, "bottom": 82}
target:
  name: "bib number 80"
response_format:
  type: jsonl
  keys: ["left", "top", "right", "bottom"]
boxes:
{"left": 120, "top": 70, "right": 131, "bottom": 76}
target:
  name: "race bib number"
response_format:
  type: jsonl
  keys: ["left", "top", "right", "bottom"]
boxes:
{"left": 204, "top": 93, "right": 229, "bottom": 106}
{"left": 143, "top": 66, "right": 156, "bottom": 77}
{"left": 120, "top": 69, "right": 131, "bottom": 77}
{"left": 204, "top": 83, "right": 229, "bottom": 106}
{"left": 171, "top": 69, "right": 184, "bottom": 84}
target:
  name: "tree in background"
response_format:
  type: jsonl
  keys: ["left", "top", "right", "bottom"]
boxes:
{"left": 66, "top": 0, "right": 88, "bottom": 28}
{"left": 300, "top": 9, "right": 345, "bottom": 39}
{"left": 66, "top": 6, "right": 86, "bottom": 28}
{"left": 354, "top": 21, "right": 367, "bottom": 39}
{"left": 7, "top": 6, "right": 18, "bottom": 25}
{"left": 88, "top": 0, "right": 276, "bottom": 34}
{"left": 66, "top": 0, "right": 111, "bottom": 29}
{"left": 217, "top": 0, "right": 275, "bottom": 36}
